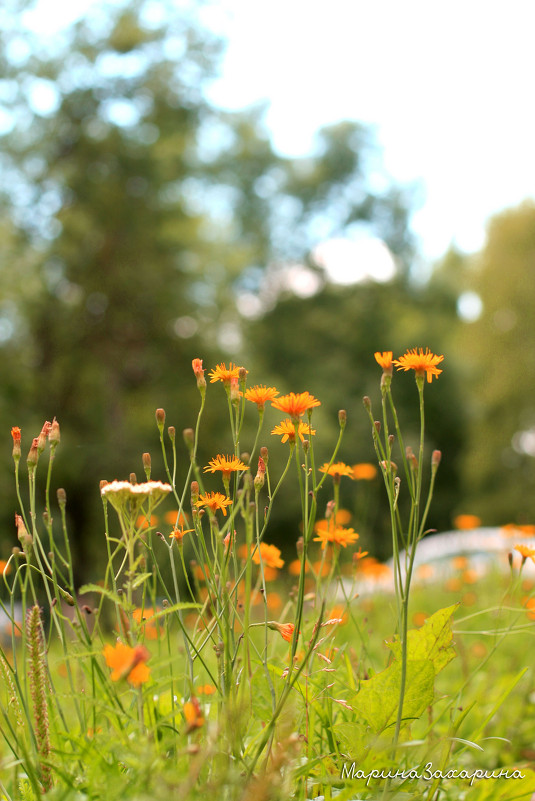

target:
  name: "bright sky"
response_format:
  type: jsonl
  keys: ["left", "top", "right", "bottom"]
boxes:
{"left": 207, "top": 0, "right": 535, "bottom": 262}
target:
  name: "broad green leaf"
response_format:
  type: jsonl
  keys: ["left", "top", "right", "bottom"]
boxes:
{"left": 353, "top": 658, "right": 434, "bottom": 734}
{"left": 387, "top": 604, "right": 458, "bottom": 675}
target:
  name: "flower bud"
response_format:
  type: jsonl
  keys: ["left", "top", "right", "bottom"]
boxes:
{"left": 374, "top": 421, "right": 381, "bottom": 434}
{"left": 37, "top": 421, "right": 52, "bottom": 454}
{"left": 168, "top": 426, "right": 176, "bottom": 442}
{"left": 238, "top": 367, "right": 248, "bottom": 385}
{"left": 11, "top": 427, "right": 21, "bottom": 462}
{"left": 129, "top": 472, "right": 137, "bottom": 484}
{"left": 155, "top": 408, "right": 166, "bottom": 432}
{"left": 338, "top": 409, "right": 347, "bottom": 429}
{"left": 183, "top": 428, "right": 194, "bottom": 452}
{"left": 190, "top": 481, "right": 199, "bottom": 505}
{"left": 142, "top": 452, "right": 151, "bottom": 480}
{"left": 230, "top": 376, "right": 240, "bottom": 405}
{"left": 432, "top": 450, "right": 442, "bottom": 470}
{"left": 57, "top": 488, "right": 67, "bottom": 508}
{"left": 254, "top": 457, "right": 266, "bottom": 492}
{"left": 27, "top": 438, "right": 39, "bottom": 470}
{"left": 260, "top": 446, "right": 269, "bottom": 465}
{"left": 192, "top": 358, "right": 206, "bottom": 392}
{"left": 48, "top": 418, "right": 60, "bottom": 447}
{"left": 363, "top": 396, "right": 372, "bottom": 411}
{"left": 15, "top": 514, "right": 32, "bottom": 555}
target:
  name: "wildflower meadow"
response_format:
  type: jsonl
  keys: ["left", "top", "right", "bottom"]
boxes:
{"left": 1, "top": 350, "right": 535, "bottom": 801}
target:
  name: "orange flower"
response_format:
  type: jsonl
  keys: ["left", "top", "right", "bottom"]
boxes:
{"left": 524, "top": 597, "right": 535, "bottom": 621}
{"left": 393, "top": 348, "right": 444, "bottom": 383}
{"left": 374, "top": 351, "right": 393, "bottom": 371}
{"left": 314, "top": 521, "right": 359, "bottom": 549}
{"left": 135, "top": 514, "right": 158, "bottom": 530}
{"left": 319, "top": 462, "right": 355, "bottom": 480}
{"left": 242, "top": 385, "right": 279, "bottom": 410}
{"left": 352, "top": 463, "right": 378, "bottom": 481}
{"left": 191, "top": 358, "right": 204, "bottom": 377}
{"left": 204, "top": 454, "right": 249, "bottom": 480}
{"left": 268, "top": 621, "right": 295, "bottom": 643}
{"left": 453, "top": 514, "right": 482, "bottom": 530}
{"left": 271, "top": 419, "right": 315, "bottom": 444}
{"left": 196, "top": 684, "right": 217, "bottom": 696}
{"left": 132, "top": 607, "right": 162, "bottom": 640}
{"left": 184, "top": 697, "right": 204, "bottom": 732}
{"left": 164, "top": 510, "right": 189, "bottom": 526}
{"left": 195, "top": 492, "right": 232, "bottom": 516}
{"left": 208, "top": 362, "right": 245, "bottom": 384}
{"left": 11, "top": 427, "right": 21, "bottom": 444}
{"left": 169, "top": 527, "right": 194, "bottom": 543}
{"left": 103, "top": 642, "right": 151, "bottom": 686}
{"left": 514, "top": 544, "right": 535, "bottom": 564}
{"left": 271, "top": 391, "right": 321, "bottom": 420}
{"left": 288, "top": 558, "right": 309, "bottom": 576}
{"left": 0, "top": 559, "right": 10, "bottom": 576}
{"left": 252, "top": 542, "right": 284, "bottom": 569}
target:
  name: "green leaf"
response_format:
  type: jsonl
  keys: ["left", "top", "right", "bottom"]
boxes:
{"left": 354, "top": 659, "right": 434, "bottom": 734}
{"left": 387, "top": 604, "right": 458, "bottom": 675}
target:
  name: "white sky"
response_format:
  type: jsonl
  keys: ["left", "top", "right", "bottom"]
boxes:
{"left": 207, "top": 0, "right": 535, "bottom": 261}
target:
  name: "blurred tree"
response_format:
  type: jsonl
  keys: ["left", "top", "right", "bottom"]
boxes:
{"left": 0, "top": 0, "right": 419, "bottom": 574}
{"left": 460, "top": 201, "right": 535, "bottom": 523}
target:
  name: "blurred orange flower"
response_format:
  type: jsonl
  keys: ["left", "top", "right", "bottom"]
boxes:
{"left": 453, "top": 514, "right": 481, "bottom": 530}
{"left": 252, "top": 543, "right": 284, "bottom": 569}
{"left": 103, "top": 642, "right": 150, "bottom": 686}
{"left": 352, "top": 463, "right": 378, "bottom": 481}
{"left": 132, "top": 607, "right": 162, "bottom": 640}
{"left": 319, "top": 462, "right": 355, "bottom": 480}
{"left": 314, "top": 520, "right": 359, "bottom": 549}
{"left": 514, "top": 544, "right": 535, "bottom": 564}
{"left": 184, "top": 697, "right": 204, "bottom": 731}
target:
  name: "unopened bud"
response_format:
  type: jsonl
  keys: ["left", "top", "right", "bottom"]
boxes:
{"left": 155, "top": 408, "right": 166, "bottom": 431}
{"left": 363, "top": 396, "right": 372, "bottom": 411}
{"left": 142, "top": 452, "right": 151, "bottom": 480}
{"left": 325, "top": 500, "right": 335, "bottom": 519}
{"left": 37, "top": 421, "right": 52, "bottom": 454}
{"left": 374, "top": 421, "right": 381, "bottom": 434}
{"left": 338, "top": 409, "right": 347, "bottom": 429}
{"left": 168, "top": 425, "right": 176, "bottom": 442}
{"left": 432, "top": 450, "right": 442, "bottom": 469}
{"left": 129, "top": 472, "right": 137, "bottom": 484}
{"left": 191, "top": 481, "right": 199, "bottom": 505}
{"left": 260, "top": 446, "right": 269, "bottom": 465}
{"left": 406, "top": 446, "right": 418, "bottom": 471}
{"left": 15, "top": 514, "right": 32, "bottom": 554}
{"left": 230, "top": 376, "right": 240, "bottom": 405}
{"left": 302, "top": 439, "right": 310, "bottom": 454}
{"left": 99, "top": 480, "right": 108, "bottom": 492}
{"left": 191, "top": 358, "right": 206, "bottom": 392}
{"left": 388, "top": 434, "right": 394, "bottom": 446}
{"left": 11, "top": 427, "right": 21, "bottom": 461}
{"left": 27, "top": 438, "right": 39, "bottom": 470}
{"left": 48, "top": 418, "right": 60, "bottom": 447}
{"left": 296, "top": 536, "right": 304, "bottom": 556}
{"left": 183, "top": 428, "right": 194, "bottom": 452}
{"left": 238, "top": 367, "right": 248, "bottom": 385}
{"left": 254, "top": 457, "right": 266, "bottom": 491}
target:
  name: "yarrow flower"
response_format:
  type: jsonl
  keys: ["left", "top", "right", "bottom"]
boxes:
{"left": 271, "top": 391, "right": 321, "bottom": 420}
{"left": 319, "top": 462, "right": 355, "bottom": 480}
{"left": 393, "top": 348, "right": 444, "bottom": 383}
{"left": 271, "top": 419, "right": 315, "bottom": 444}
{"left": 204, "top": 454, "right": 249, "bottom": 480}
{"left": 208, "top": 362, "right": 245, "bottom": 385}
{"left": 100, "top": 480, "right": 172, "bottom": 512}
{"left": 251, "top": 542, "right": 284, "bottom": 569}
{"left": 242, "top": 385, "right": 279, "bottom": 410}
{"left": 103, "top": 642, "right": 151, "bottom": 686}
{"left": 314, "top": 520, "right": 360, "bottom": 549}
{"left": 195, "top": 491, "right": 233, "bottom": 516}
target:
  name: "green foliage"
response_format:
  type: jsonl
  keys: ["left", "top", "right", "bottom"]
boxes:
{"left": 387, "top": 603, "right": 458, "bottom": 674}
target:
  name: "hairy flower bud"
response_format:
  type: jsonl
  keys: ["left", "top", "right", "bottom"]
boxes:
{"left": 338, "top": 409, "right": 347, "bottom": 429}
{"left": 57, "top": 488, "right": 67, "bottom": 508}
{"left": 168, "top": 425, "right": 176, "bottom": 442}
{"left": 260, "top": 446, "right": 269, "bottom": 465}
{"left": 48, "top": 418, "right": 60, "bottom": 447}
{"left": 155, "top": 408, "right": 166, "bottom": 431}
{"left": 254, "top": 457, "right": 266, "bottom": 492}
{"left": 27, "top": 438, "right": 39, "bottom": 471}
{"left": 142, "top": 452, "right": 151, "bottom": 480}
{"left": 11, "top": 426, "right": 21, "bottom": 462}
{"left": 37, "top": 421, "right": 52, "bottom": 455}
